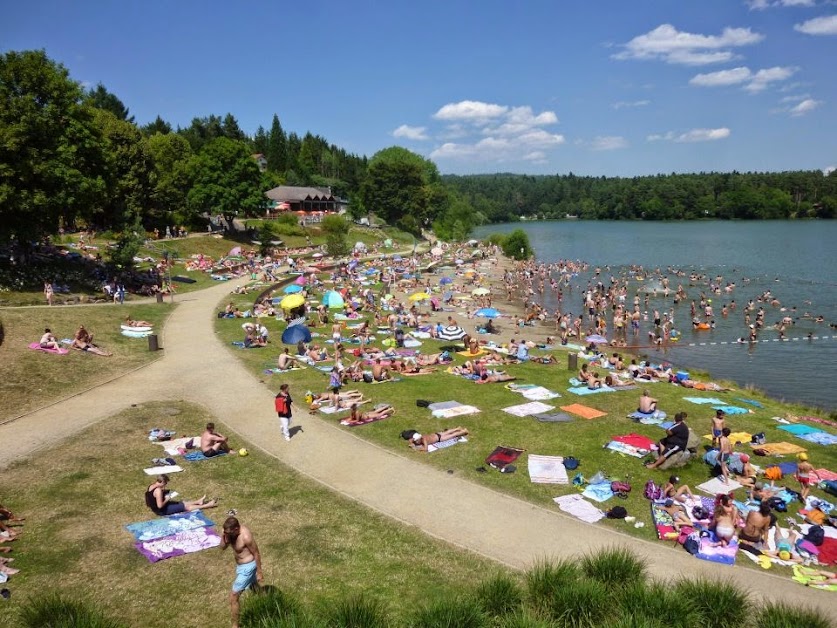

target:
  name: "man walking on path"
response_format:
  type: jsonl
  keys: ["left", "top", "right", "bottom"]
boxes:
{"left": 221, "top": 516, "right": 263, "bottom": 628}
{"left": 275, "top": 383, "right": 293, "bottom": 441}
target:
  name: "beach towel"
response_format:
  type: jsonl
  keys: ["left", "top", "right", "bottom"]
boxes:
{"left": 567, "top": 385, "right": 615, "bottom": 396}
{"left": 797, "top": 431, "right": 837, "bottom": 446}
{"left": 427, "top": 436, "right": 467, "bottom": 452}
{"left": 317, "top": 405, "right": 349, "bottom": 415}
{"left": 486, "top": 445, "right": 525, "bottom": 470}
{"left": 122, "top": 329, "right": 152, "bottom": 338}
{"left": 527, "top": 455, "right": 569, "bottom": 484}
{"left": 799, "top": 415, "right": 837, "bottom": 428}
{"left": 125, "top": 511, "right": 215, "bottom": 542}
{"left": 696, "top": 533, "right": 739, "bottom": 565}
{"left": 778, "top": 424, "right": 821, "bottom": 436}
{"left": 534, "top": 412, "right": 574, "bottom": 423}
{"left": 503, "top": 402, "right": 555, "bottom": 417}
{"left": 627, "top": 410, "right": 667, "bottom": 424}
{"left": 135, "top": 526, "right": 221, "bottom": 563}
{"left": 521, "top": 386, "right": 562, "bottom": 401}
{"left": 340, "top": 412, "right": 391, "bottom": 427}
{"left": 712, "top": 405, "right": 749, "bottom": 415}
{"left": 815, "top": 468, "right": 837, "bottom": 482}
{"left": 702, "top": 431, "right": 753, "bottom": 445}
{"left": 428, "top": 400, "right": 462, "bottom": 411}
{"left": 582, "top": 482, "right": 615, "bottom": 503}
{"left": 27, "top": 342, "right": 69, "bottom": 355}
{"left": 651, "top": 502, "right": 680, "bottom": 540}
{"left": 605, "top": 441, "right": 647, "bottom": 458}
{"left": 755, "top": 442, "right": 807, "bottom": 455}
{"left": 143, "top": 465, "right": 183, "bottom": 475}
{"left": 263, "top": 366, "right": 306, "bottom": 375}
{"left": 560, "top": 404, "right": 607, "bottom": 420}
{"left": 612, "top": 433, "right": 656, "bottom": 450}
{"left": 506, "top": 383, "right": 538, "bottom": 392}
{"left": 696, "top": 477, "right": 743, "bottom": 496}
{"left": 568, "top": 377, "right": 584, "bottom": 387}
{"left": 157, "top": 436, "right": 198, "bottom": 456}
{"left": 553, "top": 494, "right": 605, "bottom": 523}
{"left": 184, "top": 450, "right": 227, "bottom": 462}
{"left": 792, "top": 565, "right": 837, "bottom": 591}
{"left": 456, "top": 349, "right": 486, "bottom": 357}
{"left": 683, "top": 397, "right": 724, "bottom": 405}
{"left": 432, "top": 405, "right": 480, "bottom": 418}
{"left": 737, "top": 398, "right": 764, "bottom": 408}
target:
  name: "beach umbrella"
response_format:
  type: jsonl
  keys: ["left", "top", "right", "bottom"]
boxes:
{"left": 442, "top": 291, "right": 453, "bottom": 302}
{"left": 439, "top": 277, "right": 453, "bottom": 285}
{"left": 280, "top": 293, "right": 305, "bottom": 310}
{"left": 409, "top": 292, "right": 431, "bottom": 302}
{"left": 294, "top": 276, "right": 307, "bottom": 285}
{"left": 322, "top": 290, "right": 345, "bottom": 309}
{"left": 438, "top": 325, "right": 466, "bottom": 341}
{"left": 283, "top": 284, "right": 303, "bottom": 294}
{"left": 472, "top": 287, "right": 490, "bottom": 296}
{"left": 585, "top": 334, "right": 608, "bottom": 345}
{"left": 475, "top": 307, "right": 500, "bottom": 318}
{"left": 281, "top": 325, "right": 311, "bottom": 345}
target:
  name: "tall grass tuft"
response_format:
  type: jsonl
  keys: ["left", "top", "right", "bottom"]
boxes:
{"left": 323, "top": 593, "right": 388, "bottom": 628}
{"left": 580, "top": 547, "right": 647, "bottom": 589}
{"left": 545, "top": 578, "right": 611, "bottom": 627}
{"left": 755, "top": 602, "right": 832, "bottom": 628}
{"left": 408, "top": 597, "right": 488, "bottom": 628}
{"left": 496, "top": 610, "right": 556, "bottom": 627}
{"left": 617, "top": 583, "right": 698, "bottom": 628}
{"left": 525, "top": 559, "right": 579, "bottom": 610}
{"left": 18, "top": 593, "right": 125, "bottom": 628}
{"left": 240, "top": 587, "right": 304, "bottom": 627}
{"left": 674, "top": 578, "right": 750, "bottom": 628}
{"left": 474, "top": 573, "right": 523, "bottom": 619}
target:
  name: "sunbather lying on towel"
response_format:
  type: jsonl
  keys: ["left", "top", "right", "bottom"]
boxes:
{"left": 124, "top": 316, "right": 153, "bottom": 327}
{"left": 401, "top": 427, "right": 469, "bottom": 452}
{"left": 310, "top": 388, "right": 365, "bottom": 410}
{"left": 604, "top": 374, "right": 631, "bottom": 388}
{"left": 145, "top": 474, "right": 217, "bottom": 516}
{"left": 661, "top": 499, "right": 691, "bottom": 532}
{"left": 476, "top": 371, "right": 516, "bottom": 384}
{"left": 344, "top": 403, "right": 394, "bottom": 425}
{"left": 678, "top": 378, "right": 732, "bottom": 392}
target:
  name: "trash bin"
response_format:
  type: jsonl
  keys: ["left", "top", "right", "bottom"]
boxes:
{"left": 156, "top": 292, "right": 164, "bottom": 304}
{"left": 567, "top": 353, "right": 578, "bottom": 371}
{"left": 148, "top": 334, "right": 159, "bottom": 352}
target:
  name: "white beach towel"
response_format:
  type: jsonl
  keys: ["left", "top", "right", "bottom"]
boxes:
{"left": 502, "top": 401, "right": 555, "bottom": 417}
{"left": 427, "top": 436, "right": 468, "bottom": 452}
{"left": 553, "top": 494, "right": 605, "bottom": 523}
{"left": 432, "top": 405, "right": 480, "bottom": 418}
{"left": 528, "top": 455, "right": 569, "bottom": 484}
{"left": 143, "top": 465, "right": 183, "bottom": 475}
{"left": 696, "top": 477, "right": 743, "bottom": 496}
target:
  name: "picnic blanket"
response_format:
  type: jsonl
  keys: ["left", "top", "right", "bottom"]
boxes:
{"left": 184, "top": 450, "right": 227, "bottom": 462}
{"left": 432, "top": 405, "right": 480, "bottom": 418}
{"left": 143, "top": 464, "right": 183, "bottom": 475}
{"left": 567, "top": 385, "right": 615, "bottom": 396}
{"left": 503, "top": 401, "right": 555, "bottom": 417}
{"left": 135, "top": 526, "right": 222, "bottom": 563}
{"left": 553, "top": 494, "right": 605, "bottom": 523}
{"left": 527, "top": 455, "right": 569, "bottom": 484}
{"left": 427, "top": 436, "right": 467, "bottom": 452}
{"left": 534, "top": 412, "right": 574, "bottom": 423}
{"left": 560, "top": 404, "right": 607, "bottom": 420}
{"left": 696, "top": 477, "right": 744, "bottom": 495}
{"left": 753, "top": 442, "right": 807, "bottom": 455}
{"left": 696, "top": 532, "right": 739, "bottom": 566}
{"left": 486, "top": 445, "right": 525, "bottom": 470}
{"left": 27, "top": 342, "right": 69, "bottom": 355}
{"left": 125, "top": 511, "right": 215, "bottom": 542}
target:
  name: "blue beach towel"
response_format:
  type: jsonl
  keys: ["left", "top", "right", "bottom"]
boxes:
{"left": 778, "top": 424, "right": 821, "bottom": 436}
{"left": 712, "top": 405, "right": 749, "bottom": 415}
{"left": 125, "top": 511, "right": 215, "bottom": 542}
{"left": 737, "top": 398, "right": 764, "bottom": 408}
{"left": 582, "top": 482, "right": 615, "bottom": 502}
{"left": 184, "top": 450, "right": 227, "bottom": 462}
{"left": 797, "top": 432, "right": 837, "bottom": 446}
{"left": 683, "top": 397, "right": 724, "bottom": 405}
{"left": 567, "top": 386, "right": 615, "bottom": 396}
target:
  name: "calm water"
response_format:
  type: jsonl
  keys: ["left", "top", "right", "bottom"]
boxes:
{"left": 474, "top": 221, "right": 837, "bottom": 411}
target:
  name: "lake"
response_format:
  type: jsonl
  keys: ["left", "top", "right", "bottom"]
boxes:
{"left": 473, "top": 220, "right": 837, "bottom": 412}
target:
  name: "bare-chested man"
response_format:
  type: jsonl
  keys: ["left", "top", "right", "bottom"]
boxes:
{"left": 221, "top": 517, "right": 263, "bottom": 628}
{"left": 738, "top": 502, "right": 773, "bottom": 545}
{"left": 200, "top": 422, "right": 230, "bottom": 457}
{"left": 638, "top": 390, "right": 657, "bottom": 414}
{"left": 372, "top": 358, "right": 391, "bottom": 382}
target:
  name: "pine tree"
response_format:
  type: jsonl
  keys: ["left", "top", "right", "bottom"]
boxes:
{"left": 267, "top": 114, "right": 287, "bottom": 173}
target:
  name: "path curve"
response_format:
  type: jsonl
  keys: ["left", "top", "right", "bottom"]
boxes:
{"left": 1, "top": 278, "right": 832, "bottom": 612}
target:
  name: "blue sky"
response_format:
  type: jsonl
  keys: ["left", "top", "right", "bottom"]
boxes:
{"left": 3, "top": 0, "right": 836, "bottom": 176}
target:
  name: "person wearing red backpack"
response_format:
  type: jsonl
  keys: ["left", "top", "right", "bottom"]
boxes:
{"left": 275, "top": 384, "right": 294, "bottom": 442}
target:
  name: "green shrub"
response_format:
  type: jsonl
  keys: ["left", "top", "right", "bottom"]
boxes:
{"left": 409, "top": 597, "right": 487, "bottom": 628}
{"left": 580, "top": 547, "right": 647, "bottom": 589}
{"left": 323, "top": 593, "right": 388, "bottom": 628}
{"left": 544, "top": 578, "right": 611, "bottom": 627}
{"left": 474, "top": 573, "right": 523, "bottom": 619}
{"left": 525, "top": 559, "right": 580, "bottom": 610}
{"left": 603, "top": 617, "right": 664, "bottom": 628}
{"left": 18, "top": 593, "right": 125, "bottom": 628}
{"left": 674, "top": 579, "right": 750, "bottom": 628}
{"left": 496, "top": 610, "right": 555, "bottom": 627}
{"left": 617, "top": 583, "right": 697, "bottom": 627}
{"left": 240, "top": 588, "right": 303, "bottom": 627}
{"left": 755, "top": 602, "right": 832, "bottom": 628}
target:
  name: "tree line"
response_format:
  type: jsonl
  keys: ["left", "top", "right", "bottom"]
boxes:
{"left": 443, "top": 170, "right": 837, "bottom": 222}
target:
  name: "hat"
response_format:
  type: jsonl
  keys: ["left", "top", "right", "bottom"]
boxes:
{"left": 739, "top": 454, "right": 750, "bottom": 463}
{"left": 798, "top": 452, "right": 808, "bottom": 461}
{"left": 778, "top": 550, "right": 791, "bottom": 561}
{"left": 412, "top": 433, "right": 422, "bottom": 442}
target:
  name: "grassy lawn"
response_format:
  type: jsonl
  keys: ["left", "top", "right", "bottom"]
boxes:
{"left": 215, "top": 287, "right": 837, "bottom": 573}
{"left": 0, "top": 302, "right": 173, "bottom": 420}
{"left": 0, "top": 401, "right": 498, "bottom": 628}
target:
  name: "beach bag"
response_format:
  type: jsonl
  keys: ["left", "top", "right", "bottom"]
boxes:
{"left": 606, "top": 506, "right": 628, "bottom": 519}
{"left": 823, "top": 480, "right": 837, "bottom": 497}
{"left": 563, "top": 456, "right": 580, "bottom": 470}
{"left": 611, "top": 481, "right": 631, "bottom": 494}
{"left": 805, "top": 525, "right": 825, "bottom": 547}
{"left": 767, "top": 497, "right": 787, "bottom": 513}
{"left": 274, "top": 394, "right": 289, "bottom": 416}
{"left": 752, "top": 432, "right": 766, "bottom": 445}
{"left": 683, "top": 531, "right": 701, "bottom": 555}
{"left": 764, "top": 466, "right": 783, "bottom": 481}
{"left": 644, "top": 480, "right": 663, "bottom": 501}
{"left": 416, "top": 399, "right": 432, "bottom": 408}
{"left": 363, "top": 373, "right": 373, "bottom": 383}
{"left": 692, "top": 506, "right": 709, "bottom": 521}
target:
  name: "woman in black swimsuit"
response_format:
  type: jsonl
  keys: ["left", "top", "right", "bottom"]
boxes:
{"left": 401, "top": 427, "right": 470, "bottom": 452}
{"left": 145, "top": 474, "right": 218, "bottom": 516}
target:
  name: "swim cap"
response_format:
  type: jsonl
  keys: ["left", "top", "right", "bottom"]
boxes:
{"left": 798, "top": 453, "right": 808, "bottom": 461}
{"left": 412, "top": 433, "right": 422, "bottom": 442}
{"left": 778, "top": 550, "right": 791, "bottom": 561}
{"left": 739, "top": 454, "right": 750, "bottom": 463}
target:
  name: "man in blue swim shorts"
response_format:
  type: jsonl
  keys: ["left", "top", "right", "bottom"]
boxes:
{"left": 222, "top": 516, "right": 263, "bottom": 628}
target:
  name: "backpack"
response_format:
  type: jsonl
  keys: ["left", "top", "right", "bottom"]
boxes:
{"left": 692, "top": 506, "right": 709, "bottom": 521}
{"left": 767, "top": 497, "right": 787, "bottom": 513}
{"left": 606, "top": 506, "right": 628, "bottom": 519}
{"left": 805, "top": 525, "right": 825, "bottom": 547}
{"left": 683, "top": 531, "right": 701, "bottom": 555}
{"left": 274, "top": 394, "right": 289, "bottom": 416}
{"left": 363, "top": 373, "right": 373, "bottom": 383}
{"left": 644, "top": 480, "right": 663, "bottom": 501}
{"left": 751, "top": 432, "right": 766, "bottom": 445}
{"left": 611, "top": 481, "right": 631, "bottom": 495}
{"left": 416, "top": 399, "right": 432, "bottom": 408}
{"left": 823, "top": 480, "right": 837, "bottom": 497}
{"left": 563, "top": 457, "right": 580, "bottom": 470}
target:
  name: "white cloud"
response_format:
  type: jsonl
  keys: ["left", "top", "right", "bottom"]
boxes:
{"left": 430, "top": 131, "right": 565, "bottom": 162}
{"left": 648, "top": 128, "right": 731, "bottom": 142}
{"left": 689, "top": 66, "right": 796, "bottom": 92}
{"left": 789, "top": 98, "right": 823, "bottom": 115}
{"left": 587, "top": 136, "right": 629, "bottom": 151}
{"left": 391, "top": 124, "right": 428, "bottom": 141}
{"left": 433, "top": 100, "right": 508, "bottom": 122}
{"left": 611, "top": 100, "right": 651, "bottom": 110}
{"left": 748, "top": 0, "right": 815, "bottom": 9}
{"left": 823, "top": 165, "right": 836, "bottom": 176}
{"left": 690, "top": 66, "right": 753, "bottom": 86}
{"left": 795, "top": 14, "right": 837, "bottom": 35}
{"left": 522, "top": 151, "right": 547, "bottom": 163}
{"left": 613, "top": 24, "right": 764, "bottom": 65}
{"left": 780, "top": 93, "right": 810, "bottom": 102}
{"left": 482, "top": 106, "right": 558, "bottom": 136}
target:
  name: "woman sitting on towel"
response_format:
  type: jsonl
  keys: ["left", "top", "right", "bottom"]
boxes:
{"left": 710, "top": 494, "right": 739, "bottom": 547}
{"left": 71, "top": 325, "right": 112, "bottom": 356}
{"left": 145, "top": 474, "right": 218, "bottom": 516}
{"left": 38, "top": 328, "right": 61, "bottom": 350}
{"left": 401, "top": 427, "right": 469, "bottom": 452}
